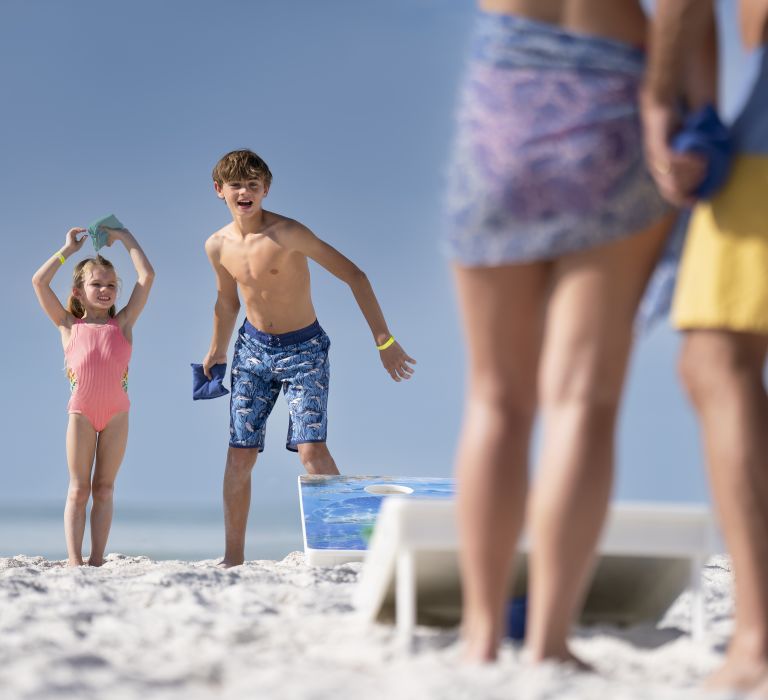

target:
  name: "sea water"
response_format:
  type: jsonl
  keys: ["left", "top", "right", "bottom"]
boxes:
{"left": 0, "top": 500, "right": 303, "bottom": 561}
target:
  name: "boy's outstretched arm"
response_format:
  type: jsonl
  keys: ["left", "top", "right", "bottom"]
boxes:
{"left": 203, "top": 236, "right": 240, "bottom": 379}
{"left": 32, "top": 227, "right": 87, "bottom": 328}
{"left": 289, "top": 225, "right": 416, "bottom": 382}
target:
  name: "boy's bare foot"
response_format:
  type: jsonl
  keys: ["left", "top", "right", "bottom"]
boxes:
{"left": 66, "top": 558, "right": 84, "bottom": 567}
{"left": 217, "top": 558, "right": 244, "bottom": 569}
{"left": 87, "top": 557, "right": 104, "bottom": 567}
{"left": 704, "top": 655, "right": 768, "bottom": 695}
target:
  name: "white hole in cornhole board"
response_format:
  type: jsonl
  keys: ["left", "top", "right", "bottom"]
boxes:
{"left": 364, "top": 484, "right": 414, "bottom": 496}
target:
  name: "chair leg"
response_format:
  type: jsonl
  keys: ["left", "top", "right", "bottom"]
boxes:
{"left": 396, "top": 549, "right": 416, "bottom": 652}
{"left": 690, "top": 555, "right": 706, "bottom": 642}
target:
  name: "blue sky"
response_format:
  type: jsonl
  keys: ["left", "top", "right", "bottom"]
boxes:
{"left": 0, "top": 0, "right": 756, "bottom": 516}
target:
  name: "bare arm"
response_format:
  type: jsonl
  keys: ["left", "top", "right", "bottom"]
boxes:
{"left": 31, "top": 228, "right": 87, "bottom": 328}
{"left": 202, "top": 236, "right": 241, "bottom": 378}
{"left": 683, "top": 7, "right": 718, "bottom": 110}
{"left": 641, "top": 0, "right": 717, "bottom": 205}
{"left": 108, "top": 228, "right": 155, "bottom": 332}
{"left": 290, "top": 225, "right": 416, "bottom": 382}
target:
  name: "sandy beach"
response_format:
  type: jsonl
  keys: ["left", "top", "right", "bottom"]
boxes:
{"left": 0, "top": 552, "right": 739, "bottom": 700}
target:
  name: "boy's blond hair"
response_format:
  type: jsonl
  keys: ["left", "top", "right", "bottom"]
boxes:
{"left": 212, "top": 149, "right": 273, "bottom": 188}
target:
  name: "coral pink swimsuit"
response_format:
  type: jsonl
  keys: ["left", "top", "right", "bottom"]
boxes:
{"left": 64, "top": 318, "right": 132, "bottom": 432}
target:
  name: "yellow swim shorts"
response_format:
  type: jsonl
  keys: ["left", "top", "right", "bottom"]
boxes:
{"left": 672, "top": 155, "right": 768, "bottom": 333}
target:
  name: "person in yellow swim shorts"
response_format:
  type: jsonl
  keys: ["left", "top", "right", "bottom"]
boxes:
{"left": 642, "top": 1, "right": 768, "bottom": 695}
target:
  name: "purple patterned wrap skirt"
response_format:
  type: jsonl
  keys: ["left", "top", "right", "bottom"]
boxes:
{"left": 444, "top": 12, "right": 670, "bottom": 266}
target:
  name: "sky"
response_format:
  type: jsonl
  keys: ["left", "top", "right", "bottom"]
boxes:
{"left": 0, "top": 0, "right": 758, "bottom": 518}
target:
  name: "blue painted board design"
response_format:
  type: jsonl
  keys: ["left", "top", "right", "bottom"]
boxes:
{"left": 300, "top": 475, "right": 455, "bottom": 551}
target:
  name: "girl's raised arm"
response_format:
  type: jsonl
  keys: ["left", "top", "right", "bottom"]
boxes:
{"left": 107, "top": 227, "right": 155, "bottom": 330}
{"left": 31, "top": 228, "right": 86, "bottom": 328}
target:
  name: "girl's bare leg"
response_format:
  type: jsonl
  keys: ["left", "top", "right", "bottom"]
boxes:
{"left": 64, "top": 414, "right": 97, "bottom": 566}
{"left": 88, "top": 411, "right": 129, "bottom": 566}
{"left": 679, "top": 331, "right": 768, "bottom": 693}
{"left": 526, "top": 217, "right": 670, "bottom": 663}
{"left": 452, "top": 261, "right": 548, "bottom": 662}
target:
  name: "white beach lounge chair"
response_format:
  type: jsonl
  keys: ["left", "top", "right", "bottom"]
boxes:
{"left": 353, "top": 497, "right": 720, "bottom": 645}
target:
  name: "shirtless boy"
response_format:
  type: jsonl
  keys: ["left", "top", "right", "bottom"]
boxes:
{"left": 202, "top": 149, "right": 415, "bottom": 567}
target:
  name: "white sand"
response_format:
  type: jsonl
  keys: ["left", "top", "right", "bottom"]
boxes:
{"left": 0, "top": 553, "right": 739, "bottom": 700}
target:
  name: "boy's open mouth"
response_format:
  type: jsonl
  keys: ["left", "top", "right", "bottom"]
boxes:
{"left": 237, "top": 200, "right": 253, "bottom": 208}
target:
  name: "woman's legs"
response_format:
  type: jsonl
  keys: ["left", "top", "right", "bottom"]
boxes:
{"left": 64, "top": 414, "right": 97, "bottom": 566}
{"left": 452, "top": 261, "right": 549, "bottom": 662}
{"left": 88, "top": 411, "right": 129, "bottom": 566}
{"left": 678, "top": 330, "right": 768, "bottom": 691}
{"left": 526, "top": 216, "right": 670, "bottom": 662}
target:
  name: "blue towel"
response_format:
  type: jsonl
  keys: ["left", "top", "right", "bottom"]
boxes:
{"left": 634, "top": 211, "right": 690, "bottom": 335}
{"left": 87, "top": 214, "right": 124, "bottom": 252}
{"left": 191, "top": 363, "right": 230, "bottom": 400}
{"left": 671, "top": 104, "right": 734, "bottom": 199}
{"left": 635, "top": 107, "right": 733, "bottom": 334}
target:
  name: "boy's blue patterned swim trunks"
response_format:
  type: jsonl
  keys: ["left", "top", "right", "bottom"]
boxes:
{"left": 229, "top": 319, "right": 331, "bottom": 451}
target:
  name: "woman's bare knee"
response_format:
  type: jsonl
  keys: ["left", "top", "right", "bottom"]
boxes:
{"left": 470, "top": 374, "right": 537, "bottom": 426}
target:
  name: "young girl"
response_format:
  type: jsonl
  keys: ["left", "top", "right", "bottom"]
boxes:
{"left": 32, "top": 226, "right": 154, "bottom": 566}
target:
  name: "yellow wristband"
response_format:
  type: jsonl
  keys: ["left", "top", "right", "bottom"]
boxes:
{"left": 376, "top": 335, "right": 395, "bottom": 351}
{"left": 57, "top": 251, "right": 66, "bottom": 264}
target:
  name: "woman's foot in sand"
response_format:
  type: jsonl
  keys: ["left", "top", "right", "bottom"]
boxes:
{"left": 748, "top": 675, "right": 768, "bottom": 699}
{"left": 462, "top": 639, "right": 499, "bottom": 664}
{"left": 524, "top": 645, "right": 593, "bottom": 672}
{"left": 460, "top": 619, "right": 500, "bottom": 663}
{"left": 705, "top": 654, "right": 768, "bottom": 695}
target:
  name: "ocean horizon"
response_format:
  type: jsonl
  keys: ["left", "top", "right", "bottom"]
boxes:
{"left": 0, "top": 500, "right": 304, "bottom": 562}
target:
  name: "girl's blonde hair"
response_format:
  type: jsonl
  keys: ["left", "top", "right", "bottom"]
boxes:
{"left": 67, "top": 255, "right": 118, "bottom": 319}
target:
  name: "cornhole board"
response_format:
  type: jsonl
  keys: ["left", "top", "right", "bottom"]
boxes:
{"left": 298, "top": 475, "right": 455, "bottom": 566}
{"left": 352, "top": 497, "right": 720, "bottom": 644}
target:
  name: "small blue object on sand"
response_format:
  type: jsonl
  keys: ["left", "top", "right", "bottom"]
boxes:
{"left": 671, "top": 104, "right": 733, "bottom": 199}
{"left": 191, "top": 363, "right": 230, "bottom": 400}
{"left": 87, "top": 214, "right": 124, "bottom": 252}
{"left": 506, "top": 595, "right": 527, "bottom": 641}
